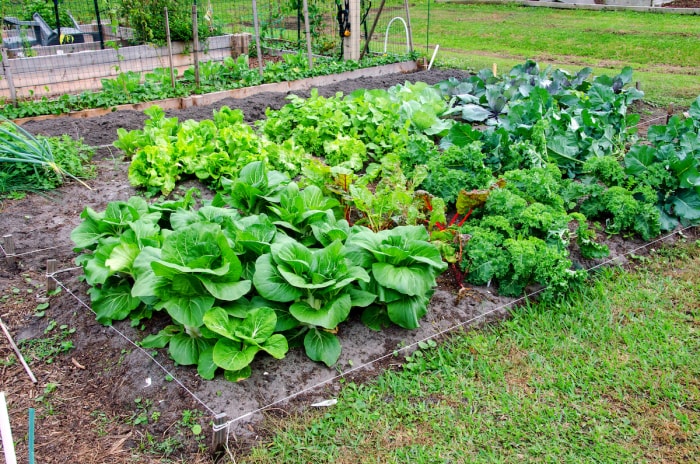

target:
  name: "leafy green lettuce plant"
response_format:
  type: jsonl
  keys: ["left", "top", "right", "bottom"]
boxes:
{"left": 344, "top": 225, "right": 447, "bottom": 331}
{"left": 252, "top": 240, "right": 373, "bottom": 367}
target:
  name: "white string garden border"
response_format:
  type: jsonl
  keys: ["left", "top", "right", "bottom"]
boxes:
{"left": 0, "top": 224, "right": 692, "bottom": 452}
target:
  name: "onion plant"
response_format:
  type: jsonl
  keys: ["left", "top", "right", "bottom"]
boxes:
{"left": 0, "top": 117, "right": 91, "bottom": 190}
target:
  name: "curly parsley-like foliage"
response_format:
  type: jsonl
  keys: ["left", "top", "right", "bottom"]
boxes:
{"left": 580, "top": 186, "right": 660, "bottom": 240}
{"left": 502, "top": 165, "right": 565, "bottom": 209}
{"left": 583, "top": 156, "right": 627, "bottom": 187}
{"left": 421, "top": 142, "right": 494, "bottom": 204}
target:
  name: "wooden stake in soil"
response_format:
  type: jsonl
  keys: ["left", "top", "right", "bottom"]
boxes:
{"left": 2, "top": 234, "right": 16, "bottom": 267}
{"left": 403, "top": 0, "right": 414, "bottom": 53}
{"left": 211, "top": 413, "right": 228, "bottom": 454}
{"left": 0, "top": 49, "right": 17, "bottom": 107}
{"left": 46, "top": 259, "right": 57, "bottom": 293}
{"left": 302, "top": 0, "right": 314, "bottom": 69}
{"left": 666, "top": 103, "right": 675, "bottom": 124}
{"left": 192, "top": 4, "right": 201, "bottom": 88}
{"left": 251, "top": 0, "right": 264, "bottom": 77}
{"left": 0, "top": 317, "right": 38, "bottom": 384}
{"left": 164, "top": 8, "right": 176, "bottom": 88}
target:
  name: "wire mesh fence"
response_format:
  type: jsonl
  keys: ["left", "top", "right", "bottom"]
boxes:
{"left": 0, "top": 0, "right": 416, "bottom": 103}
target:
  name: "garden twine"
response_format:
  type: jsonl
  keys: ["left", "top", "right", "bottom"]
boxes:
{"left": 41, "top": 224, "right": 697, "bottom": 441}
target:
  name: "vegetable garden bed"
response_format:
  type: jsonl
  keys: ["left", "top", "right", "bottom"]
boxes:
{"left": 0, "top": 64, "right": 697, "bottom": 463}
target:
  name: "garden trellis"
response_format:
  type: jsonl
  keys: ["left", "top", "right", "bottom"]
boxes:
{"left": 0, "top": 0, "right": 415, "bottom": 104}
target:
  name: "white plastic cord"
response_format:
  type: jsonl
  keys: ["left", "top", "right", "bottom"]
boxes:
{"left": 209, "top": 225, "right": 697, "bottom": 434}
{"left": 39, "top": 224, "right": 699, "bottom": 441}
{"left": 50, "top": 276, "right": 217, "bottom": 416}
{"left": 632, "top": 114, "right": 667, "bottom": 129}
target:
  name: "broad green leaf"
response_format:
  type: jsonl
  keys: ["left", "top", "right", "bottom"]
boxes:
{"left": 83, "top": 237, "right": 120, "bottom": 285}
{"left": 271, "top": 241, "right": 312, "bottom": 274}
{"left": 203, "top": 306, "right": 240, "bottom": 340}
{"left": 388, "top": 225, "right": 430, "bottom": 242}
{"left": 310, "top": 240, "right": 345, "bottom": 275}
{"left": 689, "top": 95, "right": 700, "bottom": 121}
{"left": 547, "top": 133, "right": 582, "bottom": 165}
{"left": 105, "top": 241, "right": 140, "bottom": 274}
{"left": 442, "top": 123, "right": 482, "bottom": 149}
{"left": 151, "top": 259, "right": 231, "bottom": 278}
{"left": 212, "top": 339, "right": 259, "bottom": 372}
{"left": 160, "top": 223, "right": 224, "bottom": 269}
{"left": 461, "top": 104, "right": 492, "bottom": 122}
{"left": 158, "top": 296, "right": 215, "bottom": 327}
{"left": 139, "top": 327, "right": 176, "bottom": 348}
{"left": 200, "top": 277, "right": 251, "bottom": 301}
{"left": 260, "top": 334, "right": 288, "bottom": 359}
{"left": 71, "top": 209, "right": 106, "bottom": 249}
{"left": 252, "top": 254, "right": 304, "bottom": 302}
{"left": 169, "top": 333, "right": 212, "bottom": 366}
{"left": 372, "top": 262, "right": 433, "bottom": 297}
{"left": 311, "top": 220, "right": 349, "bottom": 247}
{"left": 197, "top": 347, "right": 217, "bottom": 380}
{"left": 278, "top": 267, "right": 335, "bottom": 289}
{"left": 671, "top": 189, "right": 700, "bottom": 222}
{"left": 237, "top": 160, "right": 267, "bottom": 188}
{"left": 348, "top": 287, "right": 377, "bottom": 308}
{"left": 624, "top": 145, "right": 656, "bottom": 176}
{"left": 304, "top": 328, "right": 341, "bottom": 367}
{"left": 88, "top": 281, "right": 142, "bottom": 325}
{"left": 235, "top": 307, "right": 277, "bottom": 344}
{"left": 274, "top": 308, "right": 301, "bottom": 332}
{"left": 300, "top": 184, "right": 338, "bottom": 210}
{"left": 403, "top": 241, "right": 449, "bottom": 271}
{"left": 361, "top": 306, "right": 391, "bottom": 332}
{"left": 387, "top": 295, "right": 429, "bottom": 329}
{"left": 223, "top": 365, "right": 252, "bottom": 382}
{"left": 289, "top": 294, "right": 352, "bottom": 330}
{"left": 670, "top": 155, "right": 700, "bottom": 189}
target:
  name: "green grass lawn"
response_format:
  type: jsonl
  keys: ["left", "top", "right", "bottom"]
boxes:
{"left": 409, "top": 2, "right": 700, "bottom": 106}
{"left": 238, "top": 237, "right": 700, "bottom": 463}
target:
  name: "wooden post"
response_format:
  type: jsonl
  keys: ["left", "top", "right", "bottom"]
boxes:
{"left": 46, "top": 259, "right": 57, "bottom": 293}
{"left": 403, "top": 0, "right": 414, "bottom": 53}
{"left": 361, "top": 0, "right": 386, "bottom": 59}
{"left": 191, "top": 4, "right": 200, "bottom": 88}
{"left": 3, "top": 235, "right": 15, "bottom": 267}
{"left": 667, "top": 103, "right": 674, "bottom": 124}
{"left": 302, "top": 0, "right": 314, "bottom": 69}
{"left": 0, "top": 49, "right": 17, "bottom": 107}
{"left": 211, "top": 413, "right": 228, "bottom": 454}
{"left": 344, "top": 0, "right": 361, "bottom": 60}
{"left": 0, "top": 317, "right": 37, "bottom": 384}
{"left": 251, "top": 0, "right": 264, "bottom": 77}
{"left": 164, "top": 8, "right": 176, "bottom": 88}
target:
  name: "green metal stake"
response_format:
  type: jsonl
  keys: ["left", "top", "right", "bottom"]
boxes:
{"left": 28, "top": 408, "right": 35, "bottom": 464}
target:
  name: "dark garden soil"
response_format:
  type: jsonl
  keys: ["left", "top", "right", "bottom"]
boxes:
{"left": 0, "top": 67, "right": 693, "bottom": 463}
{"left": 663, "top": 0, "right": 700, "bottom": 7}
